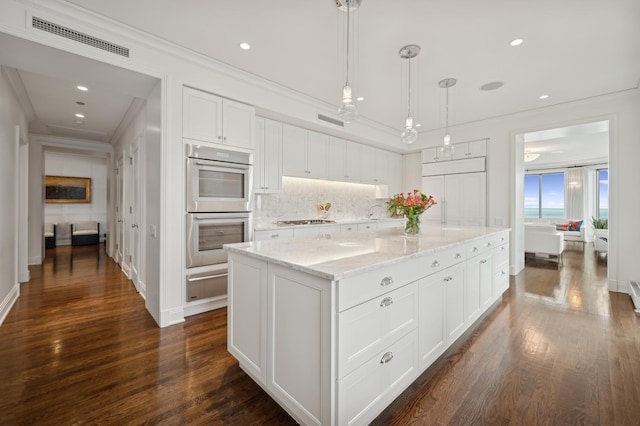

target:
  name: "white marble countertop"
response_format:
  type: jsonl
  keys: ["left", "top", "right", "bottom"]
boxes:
{"left": 225, "top": 225, "right": 510, "bottom": 281}
{"left": 253, "top": 217, "right": 404, "bottom": 231}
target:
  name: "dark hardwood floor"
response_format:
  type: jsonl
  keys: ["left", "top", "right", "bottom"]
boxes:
{"left": 1, "top": 242, "right": 638, "bottom": 425}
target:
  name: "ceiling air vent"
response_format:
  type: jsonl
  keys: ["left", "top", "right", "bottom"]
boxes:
{"left": 317, "top": 114, "right": 344, "bottom": 127}
{"left": 32, "top": 16, "right": 130, "bottom": 58}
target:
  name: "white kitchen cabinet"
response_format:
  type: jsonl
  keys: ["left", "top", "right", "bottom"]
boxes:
{"left": 492, "top": 235, "right": 510, "bottom": 297}
{"left": 452, "top": 139, "right": 487, "bottom": 160}
{"left": 421, "top": 172, "right": 486, "bottom": 226}
{"left": 254, "top": 118, "right": 283, "bottom": 193}
{"left": 373, "top": 148, "right": 389, "bottom": 184}
{"left": 328, "top": 137, "right": 362, "bottom": 182}
{"left": 387, "top": 152, "right": 403, "bottom": 196}
{"left": 282, "top": 124, "right": 328, "bottom": 179}
{"left": 357, "top": 222, "right": 378, "bottom": 232}
{"left": 444, "top": 263, "right": 466, "bottom": 345}
{"left": 254, "top": 228, "right": 294, "bottom": 241}
{"left": 293, "top": 226, "right": 319, "bottom": 238}
{"left": 227, "top": 253, "right": 268, "bottom": 384}
{"left": 360, "top": 144, "right": 376, "bottom": 183}
{"left": 422, "top": 147, "right": 443, "bottom": 164}
{"left": 183, "top": 86, "right": 255, "bottom": 150}
{"left": 418, "top": 274, "right": 446, "bottom": 370}
{"left": 267, "top": 264, "right": 333, "bottom": 426}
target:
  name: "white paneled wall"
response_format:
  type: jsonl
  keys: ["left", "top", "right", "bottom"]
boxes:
{"left": 44, "top": 152, "right": 107, "bottom": 244}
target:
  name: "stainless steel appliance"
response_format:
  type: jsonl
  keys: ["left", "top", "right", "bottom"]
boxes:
{"left": 186, "top": 144, "right": 253, "bottom": 213}
{"left": 186, "top": 212, "right": 251, "bottom": 268}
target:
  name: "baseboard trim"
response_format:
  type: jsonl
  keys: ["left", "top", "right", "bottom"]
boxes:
{"left": 28, "top": 255, "right": 42, "bottom": 265}
{"left": 0, "top": 283, "right": 20, "bottom": 326}
{"left": 184, "top": 296, "right": 227, "bottom": 318}
{"left": 159, "top": 306, "right": 185, "bottom": 328}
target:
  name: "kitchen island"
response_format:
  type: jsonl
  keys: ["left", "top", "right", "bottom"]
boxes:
{"left": 225, "top": 225, "right": 510, "bottom": 426}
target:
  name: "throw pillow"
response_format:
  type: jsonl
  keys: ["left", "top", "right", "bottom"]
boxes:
{"left": 556, "top": 224, "right": 569, "bottom": 231}
{"left": 569, "top": 220, "right": 581, "bottom": 231}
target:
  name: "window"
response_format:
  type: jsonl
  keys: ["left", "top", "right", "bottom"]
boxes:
{"left": 597, "top": 169, "right": 608, "bottom": 220}
{"left": 524, "top": 173, "right": 565, "bottom": 218}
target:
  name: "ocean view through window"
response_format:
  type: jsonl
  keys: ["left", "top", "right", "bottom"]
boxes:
{"left": 524, "top": 173, "right": 565, "bottom": 218}
{"left": 597, "top": 169, "right": 609, "bottom": 220}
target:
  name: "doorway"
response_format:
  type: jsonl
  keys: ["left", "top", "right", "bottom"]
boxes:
{"left": 515, "top": 119, "right": 610, "bottom": 279}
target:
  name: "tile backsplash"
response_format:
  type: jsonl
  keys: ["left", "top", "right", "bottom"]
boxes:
{"left": 254, "top": 177, "right": 390, "bottom": 226}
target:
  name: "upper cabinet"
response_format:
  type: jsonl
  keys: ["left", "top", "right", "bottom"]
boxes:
{"left": 452, "top": 140, "right": 487, "bottom": 160}
{"left": 328, "top": 137, "right": 362, "bottom": 182}
{"left": 183, "top": 86, "right": 255, "bottom": 150}
{"left": 255, "top": 117, "right": 283, "bottom": 194}
{"left": 282, "top": 124, "right": 328, "bottom": 179}
{"left": 423, "top": 140, "right": 486, "bottom": 164}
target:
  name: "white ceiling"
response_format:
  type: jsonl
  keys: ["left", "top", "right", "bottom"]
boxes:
{"left": 64, "top": 0, "right": 640, "bottom": 134}
{"left": 0, "top": 0, "right": 638, "bottom": 146}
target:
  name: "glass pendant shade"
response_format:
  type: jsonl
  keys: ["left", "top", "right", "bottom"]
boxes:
{"left": 401, "top": 116, "right": 418, "bottom": 144}
{"left": 438, "top": 78, "right": 457, "bottom": 155}
{"left": 338, "top": 85, "right": 358, "bottom": 123}
{"left": 399, "top": 44, "right": 421, "bottom": 144}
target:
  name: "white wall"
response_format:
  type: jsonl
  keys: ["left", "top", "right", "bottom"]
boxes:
{"left": 0, "top": 67, "right": 28, "bottom": 325}
{"left": 411, "top": 88, "right": 640, "bottom": 292}
{"left": 44, "top": 152, "right": 107, "bottom": 244}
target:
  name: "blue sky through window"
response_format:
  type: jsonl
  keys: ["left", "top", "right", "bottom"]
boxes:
{"left": 524, "top": 173, "right": 565, "bottom": 218}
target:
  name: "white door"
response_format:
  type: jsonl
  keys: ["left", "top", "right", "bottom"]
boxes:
{"left": 115, "top": 156, "right": 124, "bottom": 265}
{"left": 128, "top": 137, "right": 141, "bottom": 291}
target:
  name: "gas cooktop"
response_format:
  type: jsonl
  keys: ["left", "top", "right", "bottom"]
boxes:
{"left": 276, "top": 219, "right": 336, "bottom": 226}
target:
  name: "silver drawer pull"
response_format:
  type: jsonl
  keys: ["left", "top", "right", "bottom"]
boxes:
{"left": 431, "top": 260, "right": 440, "bottom": 268}
{"left": 455, "top": 253, "right": 462, "bottom": 259}
{"left": 187, "top": 272, "right": 228, "bottom": 282}
{"left": 501, "top": 246, "right": 505, "bottom": 250}
{"left": 473, "top": 247, "right": 479, "bottom": 252}
{"left": 480, "top": 259, "right": 487, "bottom": 264}
{"left": 500, "top": 237, "right": 505, "bottom": 241}
{"left": 380, "top": 352, "right": 394, "bottom": 364}
{"left": 444, "top": 276, "right": 452, "bottom": 282}
{"left": 485, "top": 242, "right": 492, "bottom": 247}
{"left": 271, "top": 234, "right": 279, "bottom": 238}
{"left": 380, "top": 276, "right": 394, "bottom": 286}
{"left": 502, "top": 271, "right": 507, "bottom": 275}
{"left": 380, "top": 297, "right": 394, "bottom": 307}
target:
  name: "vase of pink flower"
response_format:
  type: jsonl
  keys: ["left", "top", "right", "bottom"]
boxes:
{"left": 386, "top": 189, "right": 437, "bottom": 236}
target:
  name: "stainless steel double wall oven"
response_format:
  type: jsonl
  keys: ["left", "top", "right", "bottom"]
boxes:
{"left": 185, "top": 144, "right": 253, "bottom": 306}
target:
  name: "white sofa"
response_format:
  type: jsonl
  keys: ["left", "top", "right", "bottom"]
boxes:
{"left": 524, "top": 224, "right": 565, "bottom": 265}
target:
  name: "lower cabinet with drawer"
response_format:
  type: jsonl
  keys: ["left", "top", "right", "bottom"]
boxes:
{"left": 227, "top": 229, "right": 510, "bottom": 426}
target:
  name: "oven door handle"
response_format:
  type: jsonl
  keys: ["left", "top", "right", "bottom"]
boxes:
{"left": 187, "top": 272, "right": 228, "bottom": 282}
{"left": 194, "top": 159, "right": 250, "bottom": 170}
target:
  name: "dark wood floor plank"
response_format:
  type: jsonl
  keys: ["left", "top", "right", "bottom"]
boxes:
{"left": 1, "top": 243, "right": 639, "bottom": 425}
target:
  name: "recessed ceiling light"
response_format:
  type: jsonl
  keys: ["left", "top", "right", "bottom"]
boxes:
{"left": 510, "top": 38, "right": 524, "bottom": 46}
{"left": 239, "top": 42, "right": 251, "bottom": 50}
{"left": 75, "top": 113, "right": 85, "bottom": 118}
{"left": 539, "top": 94, "right": 549, "bottom": 99}
{"left": 480, "top": 81, "right": 504, "bottom": 91}
{"left": 77, "top": 85, "right": 88, "bottom": 91}
{"left": 356, "top": 97, "right": 364, "bottom": 101}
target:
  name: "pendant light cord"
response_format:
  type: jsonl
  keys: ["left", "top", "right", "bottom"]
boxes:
{"left": 445, "top": 84, "right": 449, "bottom": 136}
{"left": 407, "top": 56, "right": 412, "bottom": 118}
{"left": 345, "top": 3, "right": 351, "bottom": 87}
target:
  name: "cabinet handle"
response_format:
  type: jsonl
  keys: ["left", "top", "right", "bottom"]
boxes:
{"left": 480, "top": 259, "right": 487, "bottom": 264}
{"left": 346, "top": 227, "right": 353, "bottom": 231}
{"left": 485, "top": 242, "right": 492, "bottom": 247}
{"left": 500, "top": 237, "right": 505, "bottom": 242}
{"left": 271, "top": 234, "right": 279, "bottom": 238}
{"left": 380, "top": 297, "right": 393, "bottom": 307}
{"left": 444, "top": 276, "right": 452, "bottom": 282}
{"left": 380, "top": 276, "right": 394, "bottom": 286}
{"left": 473, "top": 247, "right": 478, "bottom": 252}
{"left": 501, "top": 246, "right": 505, "bottom": 251}
{"left": 455, "top": 253, "right": 462, "bottom": 259}
{"left": 502, "top": 271, "right": 507, "bottom": 275}
{"left": 380, "top": 352, "right": 394, "bottom": 364}
{"left": 431, "top": 260, "right": 440, "bottom": 268}
{"left": 217, "top": 135, "right": 222, "bottom": 140}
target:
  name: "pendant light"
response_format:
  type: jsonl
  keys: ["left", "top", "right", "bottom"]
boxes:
{"left": 439, "top": 78, "right": 457, "bottom": 155}
{"left": 399, "top": 44, "right": 420, "bottom": 144}
{"left": 337, "top": 0, "right": 362, "bottom": 123}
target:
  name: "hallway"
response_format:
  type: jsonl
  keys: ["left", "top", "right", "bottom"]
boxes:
{"left": 0, "top": 243, "right": 638, "bottom": 424}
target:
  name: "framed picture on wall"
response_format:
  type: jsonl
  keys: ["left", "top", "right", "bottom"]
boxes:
{"left": 45, "top": 175, "right": 91, "bottom": 203}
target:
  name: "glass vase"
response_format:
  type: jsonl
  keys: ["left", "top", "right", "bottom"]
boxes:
{"left": 404, "top": 214, "right": 421, "bottom": 236}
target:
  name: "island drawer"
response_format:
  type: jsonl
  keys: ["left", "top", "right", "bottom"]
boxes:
{"left": 337, "top": 254, "right": 434, "bottom": 312}
{"left": 491, "top": 231, "right": 509, "bottom": 247}
{"left": 338, "top": 281, "right": 419, "bottom": 379}
{"left": 467, "top": 236, "right": 494, "bottom": 257}
{"left": 493, "top": 244, "right": 509, "bottom": 271}
{"left": 338, "top": 329, "right": 419, "bottom": 426}
{"left": 429, "top": 245, "right": 467, "bottom": 273}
